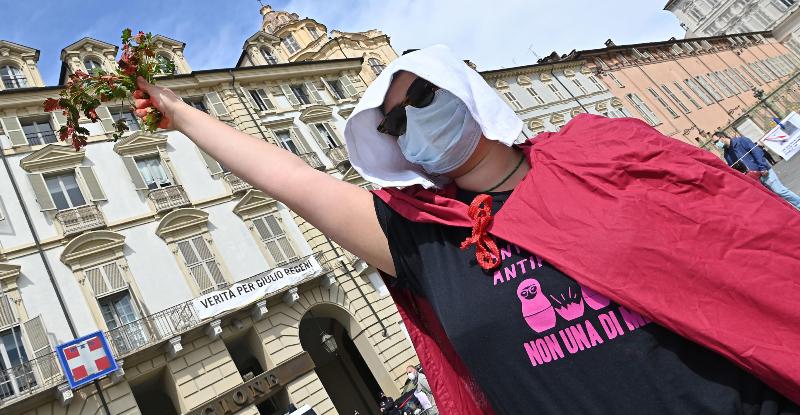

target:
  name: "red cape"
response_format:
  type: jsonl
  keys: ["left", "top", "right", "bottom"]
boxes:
{"left": 374, "top": 114, "right": 800, "bottom": 414}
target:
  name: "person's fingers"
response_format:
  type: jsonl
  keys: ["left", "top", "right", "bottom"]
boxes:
{"left": 136, "top": 76, "right": 151, "bottom": 92}
{"left": 133, "top": 90, "right": 145, "bottom": 99}
{"left": 134, "top": 98, "right": 151, "bottom": 109}
{"left": 134, "top": 108, "right": 149, "bottom": 118}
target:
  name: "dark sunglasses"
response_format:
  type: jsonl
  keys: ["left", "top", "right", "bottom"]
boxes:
{"left": 377, "top": 78, "right": 438, "bottom": 136}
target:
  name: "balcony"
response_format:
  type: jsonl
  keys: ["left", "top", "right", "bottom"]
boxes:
{"left": 299, "top": 152, "right": 325, "bottom": 170}
{"left": 0, "top": 350, "right": 63, "bottom": 404}
{"left": 223, "top": 172, "right": 252, "bottom": 194}
{"left": 55, "top": 205, "right": 106, "bottom": 237}
{"left": 105, "top": 301, "right": 199, "bottom": 358}
{"left": 148, "top": 185, "right": 191, "bottom": 213}
{"left": 324, "top": 146, "right": 351, "bottom": 172}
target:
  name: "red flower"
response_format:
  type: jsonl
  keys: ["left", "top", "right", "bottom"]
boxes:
{"left": 44, "top": 98, "right": 61, "bottom": 112}
{"left": 86, "top": 108, "right": 99, "bottom": 121}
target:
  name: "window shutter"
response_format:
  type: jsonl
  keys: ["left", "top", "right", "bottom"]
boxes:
{"left": 289, "top": 127, "right": 309, "bottom": 153}
{"left": 122, "top": 156, "right": 148, "bottom": 190}
{"left": 205, "top": 92, "right": 229, "bottom": 117}
{"left": 178, "top": 239, "right": 211, "bottom": 293}
{"left": 0, "top": 116, "right": 28, "bottom": 146}
{"left": 281, "top": 84, "right": 301, "bottom": 106}
{"left": 338, "top": 76, "right": 357, "bottom": 97}
{"left": 198, "top": 148, "right": 224, "bottom": 175}
{"left": 96, "top": 106, "right": 116, "bottom": 133}
{"left": 191, "top": 237, "right": 226, "bottom": 287}
{"left": 323, "top": 123, "right": 342, "bottom": 146}
{"left": 307, "top": 123, "right": 328, "bottom": 149}
{"left": 77, "top": 166, "right": 106, "bottom": 201}
{"left": 256, "top": 89, "right": 275, "bottom": 111}
{"left": 86, "top": 267, "right": 110, "bottom": 296}
{"left": 103, "top": 262, "right": 127, "bottom": 291}
{"left": 304, "top": 81, "right": 324, "bottom": 104}
{"left": 239, "top": 87, "right": 258, "bottom": 109}
{"left": 27, "top": 173, "right": 56, "bottom": 211}
{"left": 51, "top": 110, "right": 68, "bottom": 132}
{"left": 21, "top": 315, "right": 58, "bottom": 381}
{"left": 320, "top": 78, "right": 335, "bottom": 98}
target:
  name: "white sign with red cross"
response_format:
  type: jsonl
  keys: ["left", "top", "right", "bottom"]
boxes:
{"left": 56, "top": 331, "right": 118, "bottom": 389}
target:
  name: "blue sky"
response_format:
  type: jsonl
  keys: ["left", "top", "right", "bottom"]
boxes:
{"left": 0, "top": 0, "right": 684, "bottom": 86}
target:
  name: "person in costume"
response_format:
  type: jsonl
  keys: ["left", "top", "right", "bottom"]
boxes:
{"left": 713, "top": 131, "right": 800, "bottom": 209}
{"left": 132, "top": 45, "right": 800, "bottom": 415}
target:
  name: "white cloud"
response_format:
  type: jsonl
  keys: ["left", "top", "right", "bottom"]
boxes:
{"left": 281, "top": 0, "right": 685, "bottom": 70}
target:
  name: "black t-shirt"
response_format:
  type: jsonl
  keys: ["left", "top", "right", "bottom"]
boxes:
{"left": 374, "top": 188, "right": 798, "bottom": 415}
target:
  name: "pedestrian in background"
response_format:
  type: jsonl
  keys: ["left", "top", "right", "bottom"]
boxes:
{"left": 406, "top": 366, "right": 437, "bottom": 415}
{"left": 714, "top": 132, "right": 800, "bottom": 209}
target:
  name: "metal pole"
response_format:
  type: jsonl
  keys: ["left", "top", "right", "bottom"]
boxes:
{"left": 0, "top": 143, "right": 111, "bottom": 415}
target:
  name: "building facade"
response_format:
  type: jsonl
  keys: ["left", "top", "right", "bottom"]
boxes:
{"left": 0, "top": 6, "right": 418, "bottom": 415}
{"left": 568, "top": 32, "right": 800, "bottom": 146}
{"left": 482, "top": 60, "right": 627, "bottom": 139}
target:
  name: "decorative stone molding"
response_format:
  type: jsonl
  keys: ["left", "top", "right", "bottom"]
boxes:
{"left": 298, "top": 105, "right": 333, "bottom": 123}
{"left": 55, "top": 383, "right": 74, "bottom": 406}
{"left": 113, "top": 131, "right": 169, "bottom": 157}
{"left": 337, "top": 106, "right": 356, "bottom": 119}
{"left": 165, "top": 336, "right": 183, "bottom": 359}
{"left": 206, "top": 319, "right": 222, "bottom": 340}
{"left": 540, "top": 73, "right": 553, "bottom": 82}
{"left": 320, "top": 273, "right": 336, "bottom": 289}
{"left": 19, "top": 144, "right": 85, "bottom": 173}
{"left": 155, "top": 208, "right": 210, "bottom": 242}
{"left": 232, "top": 189, "right": 278, "bottom": 220}
{"left": 517, "top": 75, "right": 532, "bottom": 85}
{"left": 0, "top": 264, "right": 22, "bottom": 292}
{"left": 283, "top": 287, "right": 299, "bottom": 305}
{"left": 494, "top": 79, "right": 509, "bottom": 89}
{"left": 60, "top": 230, "right": 125, "bottom": 270}
{"left": 252, "top": 300, "right": 268, "bottom": 321}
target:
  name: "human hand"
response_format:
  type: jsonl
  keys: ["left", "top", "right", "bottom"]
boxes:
{"left": 133, "top": 76, "right": 184, "bottom": 130}
{"left": 760, "top": 170, "right": 769, "bottom": 177}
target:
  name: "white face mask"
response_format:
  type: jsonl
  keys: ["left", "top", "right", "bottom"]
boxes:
{"left": 407, "top": 372, "right": 416, "bottom": 381}
{"left": 398, "top": 89, "right": 482, "bottom": 175}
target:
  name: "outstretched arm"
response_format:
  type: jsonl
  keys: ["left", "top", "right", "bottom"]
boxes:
{"left": 133, "top": 77, "right": 396, "bottom": 276}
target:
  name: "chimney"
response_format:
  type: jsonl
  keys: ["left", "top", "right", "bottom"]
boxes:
{"left": 604, "top": 39, "right": 616, "bottom": 48}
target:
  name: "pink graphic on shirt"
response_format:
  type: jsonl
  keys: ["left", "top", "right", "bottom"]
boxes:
{"left": 548, "top": 286, "right": 585, "bottom": 321}
{"left": 517, "top": 279, "right": 556, "bottom": 333}
{"left": 580, "top": 284, "right": 611, "bottom": 310}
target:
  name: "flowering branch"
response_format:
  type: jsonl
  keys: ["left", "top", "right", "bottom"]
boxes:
{"left": 43, "top": 29, "right": 175, "bottom": 150}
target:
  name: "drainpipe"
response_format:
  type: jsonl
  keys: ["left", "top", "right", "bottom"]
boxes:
{"left": 0, "top": 143, "right": 111, "bottom": 415}
{"left": 550, "top": 68, "right": 588, "bottom": 113}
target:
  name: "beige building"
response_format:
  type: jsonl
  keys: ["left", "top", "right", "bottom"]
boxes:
{"left": 0, "top": 6, "right": 417, "bottom": 415}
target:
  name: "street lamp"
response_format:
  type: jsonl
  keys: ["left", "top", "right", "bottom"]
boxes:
{"left": 321, "top": 333, "right": 338, "bottom": 354}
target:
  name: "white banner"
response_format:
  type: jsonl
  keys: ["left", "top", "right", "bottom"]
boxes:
{"left": 761, "top": 111, "right": 800, "bottom": 160}
{"left": 193, "top": 256, "right": 322, "bottom": 320}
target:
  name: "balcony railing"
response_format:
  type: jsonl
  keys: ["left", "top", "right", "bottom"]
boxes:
{"left": 324, "top": 146, "right": 350, "bottom": 168}
{"left": 223, "top": 172, "right": 252, "bottom": 194}
{"left": 0, "top": 296, "right": 16, "bottom": 329}
{"left": 55, "top": 205, "right": 106, "bottom": 237}
{"left": 105, "top": 301, "right": 199, "bottom": 358}
{"left": 148, "top": 185, "right": 191, "bottom": 213}
{"left": 299, "top": 152, "right": 325, "bottom": 170}
{"left": 0, "top": 350, "right": 63, "bottom": 403}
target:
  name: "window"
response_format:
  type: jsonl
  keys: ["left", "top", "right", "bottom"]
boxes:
{"left": 684, "top": 78, "right": 714, "bottom": 105}
{"left": 695, "top": 75, "right": 723, "bottom": 101}
{"left": 503, "top": 91, "right": 523, "bottom": 110}
{"left": 625, "top": 93, "right": 661, "bottom": 126}
{"left": 275, "top": 129, "right": 300, "bottom": 154}
{"left": 572, "top": 79, "right": 588, "bottom": 94}
{"left": 780, "top": 0, "right": 796, "bottom": 8}
{"left": 186, "top": 98, "right": 209, "bottom": 113}
{"left": 740, "top": 64, "right": 762, "bottom": 85}
{"left": 660, "top": 84, "right": 690, "bottom": 113}
{"left": 260, "top": 47, "right": 278, "bottom": 65}
{"left": 313, "top": 123, "right": 339, "bottom": 148}
{"left": 112, "top": 111, "right": 140, "bottom": 132}
{"left": 608, "top": 72, "right": 624, "bottom": 88}
{"left": 709, "top": 72, "right": 735, "bottom": 96}
{"left": 616, "top": 54, "right": 629, "bottom": 65}
{"left": 176, "top": 236, "right": 227, "bottom": 295}
{"left": 290, "top": 84, "right": 311, "bottom": 105}
{"left": 252, "top": 214, "right": 298, "bottom": 266}
{"left": 0, "top": 326, "right": 31, "bottom": 399}
{"left": 248, "top": 89, "right": 275, "bottom": 111}
{"left": 21, "top": 119, "right": 56, "bottom": 146}
{"left": 45, "top": 172, "right": 86, "bottom": 211}
{"left": 588, "top": 75, "right": 606, "bottom": 91}
{"left": 135, "top": 156, "right": 172, "bottom": 190}
{"left": 98, "top": 290, "right": 147, "bottom": 353}
{"left": 327, "top": 79, "right": 347, "bottom": 100}
{"left": 720, "top": 71, "right": 741, "bottom": 93}
{"left": 156, "top": 54, "right": 176, "bottom": 74}
{"left": 672, "top": 81, "right": 702, "bottom": 109}
{"left": 594, "top": 57, "right": 609, "bottom": 70}
{"left": 648, "top": 87, "right": 679, "bottom": 118}
{"left": 526, "top": 87, "right": 545, "bottom": 105}
{"left": 0, "top": 65, "right": 27, "bottom": 89}
{"left": 756, "top": 61, "right": 774, "bottom": 81}
{"left": 307, "top": 26, "right": 321, "bottom": 39}
{"left": 368, "top": 58, "right": 385, "bottom": 76}
{"left": 730, "top": 68, "right": 753, "bottom": 89}
{"left": 282, "top": 34, "right": 300, "bottom": 54}
{"left": 547, "top": 83, "right": 566, "bottom": 100}
{"left": 84, "top": 58, "right": 102, "bottom": 73}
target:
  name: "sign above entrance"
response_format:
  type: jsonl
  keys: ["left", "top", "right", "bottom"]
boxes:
{"left": 762, "top": 111, "right": 800, "bottom": 160}
{"left": 192, "top": 255, "right": 323, "bottom": 320}
{"left": 55, "top": 331, "right": 118, "bottom": 389}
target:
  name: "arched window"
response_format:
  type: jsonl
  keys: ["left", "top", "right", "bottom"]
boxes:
{"left": 156, "top": 54, "right": 176, "bottom": 74}
{"left": 261, "top": 47, "right": 278, "bottom": 65}
{"left": 84, "top": 58, "right": 102, "bottom": 73}
{"left": 1, "top": 64, "right": 27, "bottom": 89}
{"left": 368, "top": 58, "right": 385, "bottom": 76}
